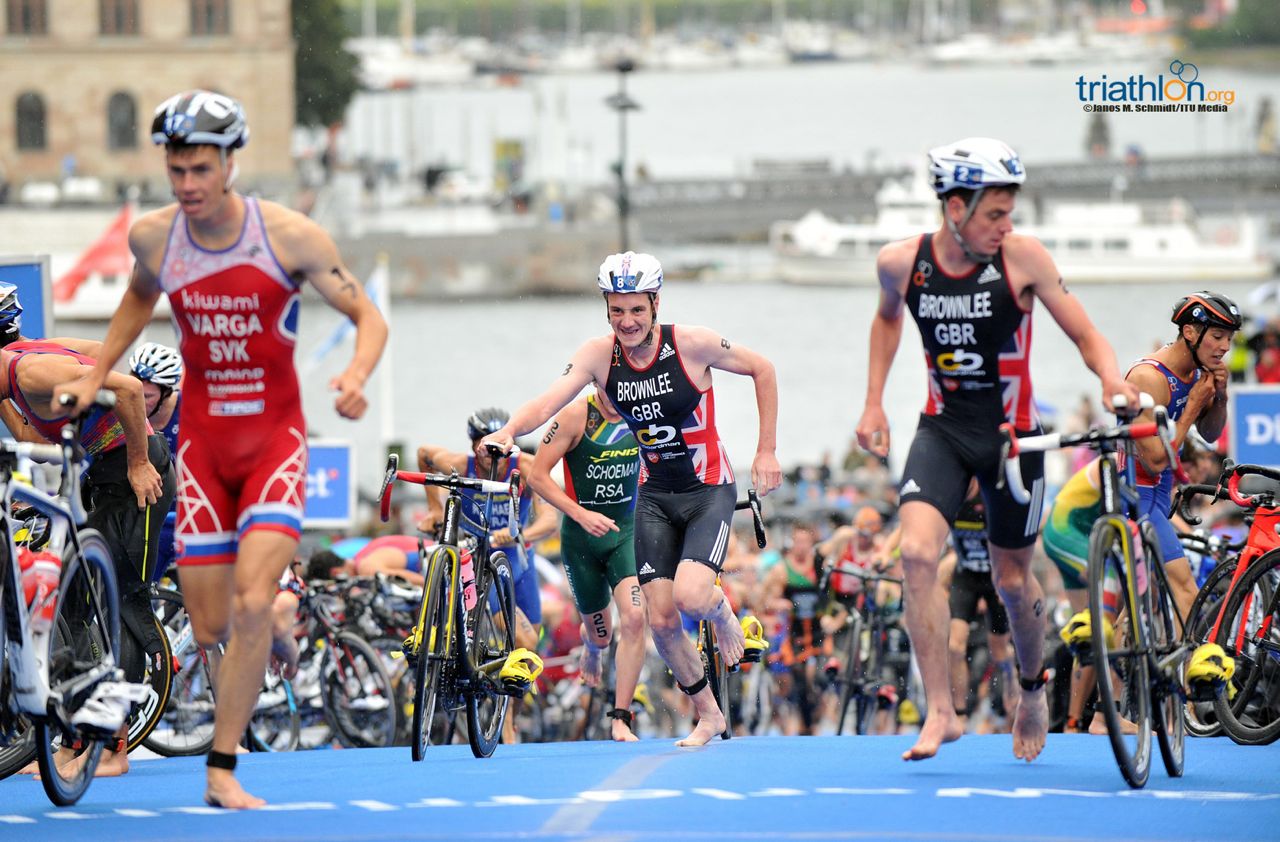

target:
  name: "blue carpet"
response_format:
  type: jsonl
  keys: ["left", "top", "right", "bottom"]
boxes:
{"left": 1, "top": 735, "right": 1277, "bottom": 841}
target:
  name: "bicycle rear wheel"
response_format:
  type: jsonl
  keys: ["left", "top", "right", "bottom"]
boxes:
{"left": 700, "top": 620, "right": 732, "bottom": 740}
{"left": 1182, "top": 558, "right": 1236, "bottom": 738}
{"left": 35, "top": 529, "right": 120, "bottom": 806}
{"left": 142, "top": 588, "right": 216, "bottom": 756}
{"left": 466, "top": 551, "right": 515, "bottom": 758}
{"left": 1212, "top": 548, "right": 1280, "bottom": 745}
{"left": 411, "top": 548, "right": 450, "bottom": 762}
{"left": 245, "top": 672, "right": 300, "bottom": 752}
{"left": 1088, "top": 518, "right": 1152, "bottom": 789}
{"left": 1145, "top": 528, "right": 1183, "bottom": 778}
{"left": 124, "top": 612, "right": 174, "bottom": 751}
{"left": 834, "top": 614, "right": 862, "bottom": 736}
{"left": 323, "top": 631, "right": 396, "bottom": 748}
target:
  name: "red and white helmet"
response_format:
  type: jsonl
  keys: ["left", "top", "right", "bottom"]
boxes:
{"left": 927, "top": 137, "right": 1025, "bottom": 195}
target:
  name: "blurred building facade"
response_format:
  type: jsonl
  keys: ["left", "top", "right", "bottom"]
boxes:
{"left": 0, "top": 0, "right": 295, "bottom": 195}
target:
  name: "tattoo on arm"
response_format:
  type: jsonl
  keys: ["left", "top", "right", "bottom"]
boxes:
{"left": 1058, "top": 276, "right": 1070, "bottom": 294}
{"left": 542, "top": 421, "right": 559, "bottom": 445}
{"left": 721, "top": 338, "right": 731, "bottom": 351}
{"left": 330, "top": 266, "right": 357, "bottom": 298}
{"left": 562, "top": 362, "right": 573, "bottom": 376}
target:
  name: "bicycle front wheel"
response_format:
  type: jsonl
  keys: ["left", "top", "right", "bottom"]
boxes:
{"left": 245, "top": 670, "right": 300, "bottom": 752}
{"left": 411, "top": 547, "right": 450, "bottom": 762}
{"left": 323, "top": 631, "right": 397, "bottom": 748}
{"left": 125, "top": 612, "right": 174, "bottom": 751}
{"left": 834, "top": 614, "right": 862, "bottom": 736}
{"left": 466, "top": 551, "right": 515, "bottom": 758}
{"left": 1088, "top": 518, "right": 1152, "bottom": 789}
{"left": 1212, "top": 548, "right": 1280, "bottom": 745}
{"left": 700, "top": 620, "right": 732, "bottom": 740}
{"left": 36, "top": 529, "right": 120, "bottom": 806}
{"left": 1144, "top": 526, "right": 1183, "bottom": 778}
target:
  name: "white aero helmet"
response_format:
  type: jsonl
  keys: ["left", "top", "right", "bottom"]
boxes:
{"left": 129, "top": 342, "right": 183, "bottom": 387}
{"left": 927, "top": 137, "right": 1025, "bottom": 264}
{"left": 596, "top": 251, "right": 663, "bottom": 295}
{"left": 927, "top": 137, "right": 1026, "bottom": 195}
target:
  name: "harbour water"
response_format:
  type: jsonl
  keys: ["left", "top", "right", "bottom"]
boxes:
{"left": 99, "top": 278, "right": 1274, "bottom": 497}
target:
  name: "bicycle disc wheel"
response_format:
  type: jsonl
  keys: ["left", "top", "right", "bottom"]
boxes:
{"left": 125, "top": 613, "right": 174, "bottom": 751}
{"left": 36, "top": 529, "right": 120, "bottom": 806}
{"left": 1212, "top": 548, "right": 1280, "bottom": 745}
{"left": 1182, "top": 558, "right": 1236, "bottom": 738}
{"left": 700, "top": 621, "right": 732, "bottom": 739}
{"left": 323, "top": 631, "right": 397, "bottom": 748}
{"left": 1088, "top": 518, "right": 1152, "bottom": 789}
{"left": 1145, "top": 529, "right": 1183, "bottom": 778}
{"left": 411, "top": 548, "right": 450, "bottom": 762}
{"left": 143, "top": 588, "right": 216, "bottom": 756}
{"left": 466, "top": 551, "right": 515, "bottom": 758}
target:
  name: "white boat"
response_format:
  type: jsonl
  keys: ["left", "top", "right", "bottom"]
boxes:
{"left": 770, "top": 176, "right": 1274, "bottom": 285}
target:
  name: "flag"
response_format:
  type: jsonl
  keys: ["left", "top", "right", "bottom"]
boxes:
{"left": 303, "top": 257, "right": 388, "bottom": 373}
{"left": 53, "top": 204, "right": 133, "bottom": 303}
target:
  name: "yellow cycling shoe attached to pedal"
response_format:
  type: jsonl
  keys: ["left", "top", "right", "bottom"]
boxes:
{"left": 740, "top": 615, "right": 768, "bottom": 664}
{"left": 1185, "top": 643, "right": 1235, "bottom": 700}
{"left": 1059, "top": 610, "right": 1115, "bottom": 654}
{"left": 499, "top": 648, "right": 544, "bottom": 695}
{"left": 632, "top": 682, "right": 655, "bottom": 714}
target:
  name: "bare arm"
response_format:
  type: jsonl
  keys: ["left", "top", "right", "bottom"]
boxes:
{"left": 1128, "top": 364, "right": 1211, "bottom": 474}
{"left": 415, "top": 445, "right": 468, "bottom": 532}
{"left": 488, "top": 340, "right": 605, "bottom": 447}
{"left": 816, "top": 526, "right": 856, "bottom": 562}
{"left": 855, "top": 241, "right": 912, "bottom": 458}
{"left": 0, "top": 401, "right": 45, "bottom": 443}
{"left": 527, "top": 399, "right": 622, "bottom": 537}
{"left": 520, "top": 493, "right": 559, "bottom": 544}
{"left": 277, "top": 210, "right": 388, "bottom": 420}
{"left": 679, "top": 325, "right": 782, "bottom": 495}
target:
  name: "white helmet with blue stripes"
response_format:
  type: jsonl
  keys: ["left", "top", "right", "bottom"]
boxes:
{"left": 927, "top": 137, "right": 1026, "bottom": 195}
{"left": 596, "top": 252, "right": 663, "bottom": 295}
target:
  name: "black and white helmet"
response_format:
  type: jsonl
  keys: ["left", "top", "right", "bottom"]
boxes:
{"left": 129, "top": 342, "right": 183, "bottom": 387}
{"left": 466, "top": 407, "right": 509, "bottom": 441}
{"left": 151, "top": 90, "right": 249, "bottom": 149}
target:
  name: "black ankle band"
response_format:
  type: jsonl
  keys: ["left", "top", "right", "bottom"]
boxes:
{"left": 1019, "top": 670, "right": 1048, "bottom": 692}
{"left": 677, "top": 676, "right": 708, "bottom": 696}
{"left": 606, "top": 708, "right": 634, "bottom": 725}
{"left": 206, "top": 750, "right": 237, "bottom": 771}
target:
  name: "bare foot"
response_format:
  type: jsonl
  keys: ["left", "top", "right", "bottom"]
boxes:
{"left": 578, "top": 644, "right": 604, "bottom": 688}
{"left": 711, "top": 608, "right": 745, "bottom": 666}
{"left": 205, "top": 770, "right": 266, "bottom": 810}
{"left": 1012, "top": 687, "right": 1049, "bottom": 762}
{"left": 1089, "top": 711, "right": 1137, "bottom": 735}
{"left": 611, "top": 719, "right": 639, "bottom": 742}
{"left": 676, "top": 710, "right": 726, "bottom": 747}
{"left": 33, "top": 744, "right": 128, "bottom": 779}
{"left": 902, "top": 709, "right": 964, "bottom": 761}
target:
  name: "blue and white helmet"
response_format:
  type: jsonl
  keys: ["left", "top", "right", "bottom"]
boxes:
{"left": 927, "top": 137, "right": 1026, "bottom": 195}
{"left": 128, "top": 341, "right": 183, "bottom": 387}
{"left": 0, "top": 282, "right": 22, "bottom": 340}
{"left": 596, "top": 251, "right": 663, "bottom": 295}
{"left": 151, "top": 90, "right": 249, "bottom": 149}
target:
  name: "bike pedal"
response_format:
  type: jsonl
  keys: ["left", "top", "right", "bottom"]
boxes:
{"left": 1184, "top": 679, "right": 1223, "bottom": 703}
{"left": 501, "top": 678, "right": 532, "bottom": 697}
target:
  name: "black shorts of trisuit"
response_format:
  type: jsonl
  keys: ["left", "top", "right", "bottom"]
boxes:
{"left": 899, "top": 414, "right": 1045, "bottom": 550}
{"left": 949, "top": 566, "right": 1010, "bottom": 635}
{"left": 634, "top": 482, "right": 737, "bottom": 586}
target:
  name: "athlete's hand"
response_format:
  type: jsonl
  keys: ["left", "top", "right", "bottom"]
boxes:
{"left": 856, "top": 405, "right": 890, "bottom": 458}
{"left": 575, "top": 511, "right": 619, "bottom": 538}
{"left": 1186, "top": 370, "right": 1216, "bottom": 417}
{"left": 128, "top": 459, "right": 163, "bottom": 509}
{"left": 417, "top": 512, "right": 442, "bottom": 536}
{"left": 752, "top": 451, "right": 782, "bottom": 497}
{"left": 50, "top": 377, "right": 103, "bottom": 419}
{"left": 480, "top": 431, "right": 514, "bottom": 453}
{"left": 489, "top": 527, "right": 518, "bottom": 548}
{"left": 1206, "top": 361, "right": 1229, "bottom": 401}
{"left": 330, "top": 369, "right": 368, "bottom": 420}
{"left": 1100, "top": 376, "right": 1141, "bottom": 414}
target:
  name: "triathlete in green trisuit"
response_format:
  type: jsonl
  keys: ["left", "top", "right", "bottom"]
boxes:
{"left": 528, "top": 388, "right": 648, "bottom": 741}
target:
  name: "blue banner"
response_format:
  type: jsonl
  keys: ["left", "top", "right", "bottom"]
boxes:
{"left": 1229, "top": 386, "right": 1280, "bottom": 467}
{"left": 305, "top": 439, "right": 356, "bottom": 529}
{"left": 0, "top": 256, "right": 52, "bottom": 339}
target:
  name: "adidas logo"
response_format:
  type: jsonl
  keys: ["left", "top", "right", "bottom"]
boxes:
{"left": 658, "top": 344, "right": 675, "bottom": 361}
{"left": 639, "top": 562, "right": 656, "bottom": 575}
{"left": 901, "top": 479, "right": 921, "bottom": 495}
{"left": 977, "top": 264, "right": 1002, "bottom": 285}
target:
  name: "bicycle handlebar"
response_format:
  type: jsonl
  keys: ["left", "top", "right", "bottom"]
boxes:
{"left": 378, "top": 451, "right": 524, "bottom": 527}
{"left": 823, "top": 562, "right": 903, "bottom": 586}
{"left": 733, "top": 489, "right": 766, "bottom": 549}
{"left": 1225, "top": 463, "right": 1280, "bottom": 509}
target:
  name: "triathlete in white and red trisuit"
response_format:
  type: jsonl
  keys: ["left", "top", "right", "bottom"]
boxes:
{"left": 855, "top": 138, "right": 1136, "bottom": 764}
{"left": 482, "top": 251, "right": 782, "bottom": 748}
{"left": 57, "top": 90, "right": 387, "bottom": 810}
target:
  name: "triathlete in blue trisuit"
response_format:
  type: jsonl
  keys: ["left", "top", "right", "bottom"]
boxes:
{"left": 482, "top": 252, "right": 781, "bottom": 747}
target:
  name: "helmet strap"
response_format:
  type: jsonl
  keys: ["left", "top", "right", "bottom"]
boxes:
{"left": 221, "top": 148, "right": 238, "bottom": 192}
{"left": 945, "top": 189, "right": 996, "bottom": 265}
{"left": 1182, "top": 325, "right": 1208, "bottom": 371}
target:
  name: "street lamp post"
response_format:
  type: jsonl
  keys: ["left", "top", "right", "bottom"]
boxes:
{"left": 605, "top": 58, "right": 639, "bottom": 251}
